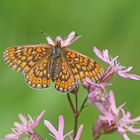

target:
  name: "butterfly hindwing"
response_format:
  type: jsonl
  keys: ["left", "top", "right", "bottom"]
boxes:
{"left": 55, "top": 56, "right": 76, "bottom": 93}
{"left": 25, "top": 54, "right": 51, "bottom": 89}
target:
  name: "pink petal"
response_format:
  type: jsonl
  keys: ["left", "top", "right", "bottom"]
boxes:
{"left": 122, "top": 133, "right": 130, "bottom": 140}
{"left": 120, "top": 66, "right": 132, "bottom": 73}
{"left": 130, "top": 116, "right": 140, "bottom": 122}
{"left": 118, "top": 127, "right": 130, "bottom": 140}
{"left": 64, "top": 130, "right": 73, "bottom": 138}
{"left": 4, "top": 133, "right": 19, "bottom": 139}
{"left": 46, "top": 37, "right": 55, "bottom": 45}
{"left": 109, "top": 91, "right": 118, "bottom": 115}
{"left": 28, "top": 114, "right": 34, "bottom": 124}
{"left": 118, "top": 72, "right": 140, "bottom": 80}
{"left": 31, "top": 111, "right": 45, "bottom": 128}
{"left": 63, "top": 32, "right": 80, "bottom": 46}
{"left": 103, "top": 50, "right": 110, "bottom": 63}
{"left": 93, "top": 47, "right": 105, "bottom": 61}
{"left": 44, "top": 120, "right": 58, "bottom": 136}
{"left": 58, "top": 115, "right": 64, "bottom": 136}
{"left": 128, "top": 127, "right": 140, "bottom": 134}
{"left": 18, "top": 114, "right": 27, "bottom": 125}
{"left": 68, "top": 31, "right": 76, "bottom": 37}
{"left": 74, "top": 124, "right": 84, "bottom": 140}
{"left": 56, "top": 36, "right": 62, "bottom": 42}
{"left": 14, "top": 122, "right": 24, "bottom": 130}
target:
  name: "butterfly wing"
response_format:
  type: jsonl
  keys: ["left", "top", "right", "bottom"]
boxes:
{"left": 64, "top": 48, "right": 104, "bottom": 82}
{"left": 54, "top": 55, "right": 76, "bottom": 93}
{"left": 3, "top": 44, "right": 51, "bottom": 74}
{"left": 25, "top": 53, "right": 52, "bottom": 89}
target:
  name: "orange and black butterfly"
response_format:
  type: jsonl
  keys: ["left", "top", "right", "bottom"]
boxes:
{"left": 3, "top": 32, "right": 104, "bottom": 93}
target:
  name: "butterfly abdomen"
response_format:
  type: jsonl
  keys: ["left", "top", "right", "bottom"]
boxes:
{"left": 51, "top": 47, "right": 62, "bottom": 81}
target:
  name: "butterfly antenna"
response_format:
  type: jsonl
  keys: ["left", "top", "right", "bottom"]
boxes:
{"left": 40, "top": 30, "right": 49, "bottom": 37}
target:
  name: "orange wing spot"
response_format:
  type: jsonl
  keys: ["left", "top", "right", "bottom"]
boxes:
{"left": 21, "top": 56, "right": 26, "bottom": 60}
{"left": 96, "top": 63, "right": 102, "bottom": 70}
{"left": 76, "top": 64, "right": 81, "bottom": 69}
{"left": 33, "top": 79, "right": 37, "bottom": 84}
{"left": 44, "top": 70, "right": 47, "bottom": 75}
{"left": 89, "top": 62, "right": 94, "bottom": 67}
{"left": 79, "top": 71, "right": 84, "bottom": 78}
{"left": 12, "top": 65, "right": 17, "bottom": 69}
{"left": 85, "top": 71, "right": 89, "bottom": 77}
{"left": 43, "top": 78, "right": 47, "bottom": 84}
{"left": 7, "top": 48, "right": 15, "bottom": 52}
{"left": 64, "top": 82, "right": 68, "bottom": 89}
{"left": 88, "top": 64, "right": 92, "bottom": 69}
{"left": 24, "top": 66, "right": 30, "bottom": 71}
{"left": 23, "top": 48, "right": 28, "bottom": 53}
{"left": 39, "top": 71, "right": 43, "bottom": 76}
{"left": 91, "top": 77, "right": 95, "bottom": 81}
{"left": 82, "top": 66, "right": 86, "bottom": 71}
{"left": 75, "top": 74, "right": 81, "bottom": 81}
{"left": 9, "top": 53, "right": 14, "bottom": 58}
{"left": 28, "top": 61, "right": 35, "bottom": 67}
{"left": 89, "top": 72, "right": 93, "bottom": 77}
{"left": 16, "top": 60, "right": 22, "bottom": 65}
{"left": 60, "top": 81, "right": 65, "bottom": 87}
{"left": 27, "top": 56, "right": 33, "bottom": 61}
{"left": 17, "top": 53, "right": 21, "bottom": 56}
{"left": 80, "top": 56, "right": 84, "bottom": 62}
{"left": 36, "top": 47, "right": 43, "bottom": 52}
{"left": 71, "top": 52, "right": 76, "bottom": 58}
{"left": 27, "top": 48, "right": 32, "bottom": 54}
{"left": 95, "top": 68, "right": 99, "bottom": 74}
{"left": 37, "top": 78, "right": 42, "bottom": 84}
{"left": 72, "top": 67, "right": 78, "bottom": 73}
{"left": 20, "top": 62, "right": 26, "bottom": 68}
{"left": 92, "top": 71, "right": 96, "bottom": 76}
{"left": 35, "top": 70, "right": 40, "bottom": 75}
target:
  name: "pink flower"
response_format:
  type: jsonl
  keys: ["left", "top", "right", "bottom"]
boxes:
{"left": 93, "top": 91, "right": 140, "bottom": 140}
{"left": 46, "top": 32, "right": 80, "bottom": 47}
{"left": 93, "top": 47, "right": 140, "bottom": 81}
{"left": 44, "top": 115, "right": 83, "bottom": 140}
{"left": 4, "top": 111, "right": 45, "bottom": 140}
{"left": 83, "top": 78, "right": 111, "bottom": 111}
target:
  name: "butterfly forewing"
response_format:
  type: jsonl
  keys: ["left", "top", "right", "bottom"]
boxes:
{"left": 3, "top": 44, "right": 51, "bottom": 73}
{"left": 65, "top": 48, "right": 104, "bottom": 82}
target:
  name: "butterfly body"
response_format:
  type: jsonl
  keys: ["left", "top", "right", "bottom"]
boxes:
{"left": 3, "top": 32, "right": 104, "bottom": 93}
{"left": 50, "top": 46, "right": 63, "bottom": 81}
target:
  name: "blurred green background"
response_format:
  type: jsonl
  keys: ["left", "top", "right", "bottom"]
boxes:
{"left": 0, "top": 0, "right": 140, "bottom": 139}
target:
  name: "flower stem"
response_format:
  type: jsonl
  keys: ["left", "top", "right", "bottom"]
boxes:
{"left": 67, "top": 93, "right": 87, "bottom": 138}
{"left": 74, "top": 93, "right": 78, "bottom": 137}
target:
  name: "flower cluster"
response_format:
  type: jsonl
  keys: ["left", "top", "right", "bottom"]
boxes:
{"left": 4, "top": 111, "right": 83, "bottom": 140}
{"left": 84, "top": 47, "right": 140, "bottom": 140}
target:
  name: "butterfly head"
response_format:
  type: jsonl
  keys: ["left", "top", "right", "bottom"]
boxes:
{"left": 46, "top": 32, "right": 80, "bottom": 48}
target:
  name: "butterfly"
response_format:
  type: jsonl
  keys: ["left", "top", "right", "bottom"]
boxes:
{"left": 3, "top": 32, "right": 104, "bottom": 93}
